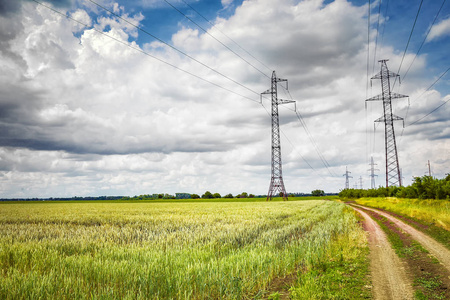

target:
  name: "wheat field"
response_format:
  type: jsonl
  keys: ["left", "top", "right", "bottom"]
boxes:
{"left": 0, "top": 200, "right": 366, "bottom": 299}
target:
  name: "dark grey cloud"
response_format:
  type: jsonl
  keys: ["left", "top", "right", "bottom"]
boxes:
{"left": 0, "top": 0, "right": 73, "bottom": 16}
{"left": 0, "top": 82, "right": 44, "bottom": 120}
{"left": 0, "top": 0, "right": 21, "bottom": 16}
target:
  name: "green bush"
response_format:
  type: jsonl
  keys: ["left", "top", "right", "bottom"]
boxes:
{"left": 339, "top": 174, "right": 450, "bottom": 200}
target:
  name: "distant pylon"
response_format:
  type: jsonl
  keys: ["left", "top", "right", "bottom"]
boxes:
{"left": 427, "top": 160, "right": 432, "bottom": 176}
{"left": 343, "top": 166, "right": 352, "bottom": 190}
{"left": 262, "top": 71, "right": 294, "bottom": 201}
{"left": 368, "top": 156, "right": 379, "bottom": 189}
{"left": 359, "top": 176, "right": 363, "bottom": 189}
{"left": 366, "top": 59, "right": 407, "bottom": 188}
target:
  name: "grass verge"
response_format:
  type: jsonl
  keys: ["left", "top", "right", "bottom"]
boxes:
{"left": 289, "top": 208, "right": 371, "bottom": 299}
{"left": 360, "top": 207, "right": 450, "bottom": 300}
{"left": 355, "top": 198, "right": 450, "bottom": 250}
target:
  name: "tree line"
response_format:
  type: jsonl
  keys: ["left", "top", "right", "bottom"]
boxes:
{"left": 0, "top": 196, "right": 124, "bottom": 202}
{"left": 339, "top": 174, "right": 450, "bottom": 200}
{"left": 122, "top": 191, "right": 261, "bottom": 201}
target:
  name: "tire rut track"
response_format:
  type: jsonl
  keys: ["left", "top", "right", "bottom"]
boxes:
{"left": 353, "top": 204, "right": 450, "bottom": 272}
{"left": 351, "top": 206, "right": 414, "bottom": 300}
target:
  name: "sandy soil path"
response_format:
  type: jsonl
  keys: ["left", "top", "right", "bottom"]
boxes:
{"left": 353, "top": 204, "right": 450, "bottom": 273}
{"left": 351, "top": 206, "right": 414, "bottom": 300}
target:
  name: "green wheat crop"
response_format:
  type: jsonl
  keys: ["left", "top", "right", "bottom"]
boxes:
{"left": 0, "top": 200, "right": 366, "bottom": 299}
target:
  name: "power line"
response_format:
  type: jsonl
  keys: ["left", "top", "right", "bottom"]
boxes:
{"left": 87, "top": 0, "right": 262, "bottom": 98}
{"left": 366, "top": 0, "right": 371, "bottom": 100}
{"left": 402, "top": 0, "right": 447, "bottom": 82}
{"left": 397, "top": 0, "right": 446, "bottom": 138}
{"left": 373, "top": 122, "right": 381, "bottom": 154}
{"left": 408, "top": 98, "right": 450, "bottom": 126}
{"left": 378, "top": 0, "right": 390, "bottom": 52}
{"left": 272, "top": 84, "right": 337, "bottom": 178}
{"left": 415, "top": 67, "right": 450, "bottom": 102}
{"left": 32, "top": 0, "right": 260, "bottom": 104}
{"left": 405, "top": 66, "right": 450, "bottom": 126}
{"left": 294, "top": 110, "right": 337, "bottom": 177}
{"left": 179, "top": 0, "right": 273, "bottom": 72}
{"left": 372, "top": 0, "right": 383, "bottom": 74}
{"left": 393, "top": 0, "right": 424, "bottom": 89}
{"left": 276, "top": 90, "right": 338, "bottom": 177}
{"left": 259, "top": 102, "right": 326, "bottom": 180}
{"left": 262, "top": 83, "right": 337, "bottom": 177}
{"left": 366, "top": 0, "right": 372, "bottom": 169}
{"left": 399, "top": 66, "right": 449, "bottom": 139}
{"left": 162, "top": 0, "right": 270, "bottom": 79}
{"left": 34, "top": 0, "right": 336, "bottom": 180}
{"left": 403, "top": 66, "right": 450, "bottom": 126}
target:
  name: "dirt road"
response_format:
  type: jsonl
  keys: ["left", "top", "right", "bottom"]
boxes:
{"left": 353, "top": 204, "right": 450, "bottom": 273}
{"left": 351, "top": 206, "right": 414, "bottom": 300}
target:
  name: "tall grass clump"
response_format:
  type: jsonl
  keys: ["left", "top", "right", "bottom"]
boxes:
{"left": 355, "top": 197, "right": 450, "bottom": 231}
{"left": 0, "top": 200, "right": 366, "bottom": 299}
{"left": 290, "top": 207, "right": 370, "bottom": 299}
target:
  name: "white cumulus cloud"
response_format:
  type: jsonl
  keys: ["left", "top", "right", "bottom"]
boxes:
{"left": 426, "top": 17, "right": 450, "bottom": 42}
{"left": 0, "top": 0, "right": 448, "bottom": 198}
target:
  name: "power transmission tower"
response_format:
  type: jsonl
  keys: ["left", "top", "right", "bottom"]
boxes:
{"left": 359, "top": 176, "right": 363, "bottom": 189}
{"left": 366, "top": 59, "right": 408, "bottom": 188}
{"left": 427, "top": 160, "right": 432, "bottom": 176}
{"left": 262, "top": 71, "right": 294, "bottom": 201}
{"left": 343, "top": 166, "right": 352, "bottom": 190}
{"left": 368, "top": 156, "right": 379, "bottom": 189}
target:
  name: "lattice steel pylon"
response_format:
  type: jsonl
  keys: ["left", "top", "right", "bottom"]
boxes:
{"left": 366, "top": 59, "right": 408, "bottom": 188}
{"left": 368, "top": 156, "right": 379, "bottom": 189}
{"left": 343, "top": 166, "right": 352, "bottom": 190}
{"left": 262, "top": 71, "right": 294, "bottom": 201}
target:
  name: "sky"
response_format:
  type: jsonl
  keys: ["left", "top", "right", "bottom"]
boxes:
{"left": 0, "top": 0, "right": 449, "bottom": 198}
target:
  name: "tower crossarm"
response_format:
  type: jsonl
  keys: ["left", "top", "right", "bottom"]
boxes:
{"left": 276, "top": 77, "right": 288, "bottom": 85}
{"left": 278, "top": 99, "right": 296, "bottom": 105}
{"left": 260, "top": 89, "right": 271, "bottom": 103}
{"left": 365, "top": 93, "right": 407, "bottom": 102}
{"left": 374, "top": 114, "right": 404, "bottom": 123}
{"left": 371, "top": 70, "right": 399, "bottom": 80}
{"left": 374, "top": 116, "right": 384, "bottom": 123}
{"left": 390, "top": 92, "right": 409, "bottom": 100}
{"left": 391, "top": 114, "right": 404, "bottom": 121}
{"left": 365, "top": 94, "right": 383, "bottom": 102}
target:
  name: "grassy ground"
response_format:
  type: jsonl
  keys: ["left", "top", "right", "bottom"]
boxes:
{"left": 0, "top": 195, "right": 339, "bottom": 204}
{"left": 355, "top": 197, "right": 450, "bottom": 250}
{"left": 354, "top": 198, "right": 450, "bottom": 230}
{"left": 289, "top": 208, "right": 371, "bottom": 299}
{"left": 360, "top": 208, "right": 450, "bottom": 300}
{"left": 0, "top": 199, "right": 366, "bottom": 299}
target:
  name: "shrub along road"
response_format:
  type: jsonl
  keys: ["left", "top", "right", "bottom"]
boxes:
{"left": 351, "top": 204, "right": 450, "bottom": 300}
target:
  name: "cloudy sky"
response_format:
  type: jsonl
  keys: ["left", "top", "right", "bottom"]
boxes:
{"left": 0, "top": 0, "right": 449, "bottom": 198}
